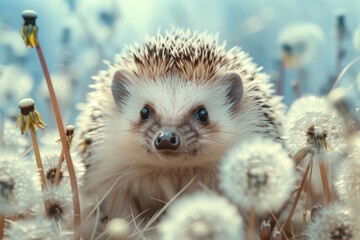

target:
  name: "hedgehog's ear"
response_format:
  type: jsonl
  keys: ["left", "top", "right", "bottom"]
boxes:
{"left": 112, "top": 70, "right": 130, "bottom": 107}
{"left": 222, "top": 72, "right": 243, "bottom": 113}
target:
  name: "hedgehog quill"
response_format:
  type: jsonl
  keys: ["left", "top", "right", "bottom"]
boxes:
{"left": 76, "top": 28, "right": 285, "bottom": 237}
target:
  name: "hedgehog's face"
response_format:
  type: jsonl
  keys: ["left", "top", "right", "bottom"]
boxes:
{"left": 110, "top": 71, "right": 244, "bottom": 167}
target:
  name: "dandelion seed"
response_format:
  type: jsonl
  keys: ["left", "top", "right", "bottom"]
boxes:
{"left": 20, "top": 10, "right": 38, "bottom": 48}
{"left": 158, "top": 192, "right": 244, "bottom": 240}
{"left": 0, "top": 150, "right": 41, "bottom": 216}
{"left": 311, "top": 203, "right": 322, "bottom": 223}
{"left": 106, "top": 218, "right": 131, "bottom": 240}
{"left": 219, "top": 137, "right": 296, "bottom": 215}
{"left": 305, "top": 204, "right": 357, "bottom": 240}
{"left": 15, "top": 98, "right": 46, "bottom": 135}
{"left": 260, "top": 220, "right": 272, "bottom": 240}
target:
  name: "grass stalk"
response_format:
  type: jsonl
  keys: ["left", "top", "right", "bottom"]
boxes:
{"left": 318, "top": 161, "right": 332, "bottom": 204}
{"left": 35, "top": 41, "right": 80, "bottom": 237}
{"left": 247, "top": 206, "right": 256, "bottom": 240}
{"left": 281, "top": 162, "right": 311, "bottom": 236}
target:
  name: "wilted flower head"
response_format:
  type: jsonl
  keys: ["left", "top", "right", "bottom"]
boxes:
{"left": 305, "top": 204, "right": 357, "bottom": 240}
{"left": 5, "top": 216, "right": 71, "bottom": 240}
{"left": 20, "top": 10, "right": 38, "bottom": 48}
{"left": 0, "top": 150, "right": 41, "bottom": 216}
{"left": 284, "top": 96, "right": 346, "bottom": 158}
{"left": 15, "top": 98, "right": 46, "bottom": 134}
{"left": 278, "top": 23, "right": 324, "bottom": 67}
{"left": 219, "top": 137, "right": 295, "bottom": 214}
{"left": 335, "top": 136, "right": 360, "bottom": 208}
{"left": 158, "top": 192, "right": 244, "bottom": 240}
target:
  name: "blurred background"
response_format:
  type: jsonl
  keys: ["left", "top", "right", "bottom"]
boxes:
{"left": 0, "top": 0, "right": 360, "bottom": 127}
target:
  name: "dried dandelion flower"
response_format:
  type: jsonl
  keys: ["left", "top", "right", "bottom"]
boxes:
{"left": 20, "top": 10, "right": 38, "bottom": 48}
{"left": 305, "top": 204, "right": 357, "bottom": 240}
{"left": 335, "top": 136, "right": 360, "bottom": 208}
{"left": 56, "top": 125, "right": 75, "bottom": 147}
{"left": 158, "top": 192, "right": 244, "bottom": 240}
{"left": 219, "top": 137, "right": 296, "bottom": 214}
{"left": 0, "top": 150, "right": 41, "bottom": 216}
{"left": 4, "top": 216, "right": 71, "bottom": 240}
{"left": 106, "top": 218, "right": 131, "bottom": 240}
{"left": 15, "top": 98, "right": 46, "bottom": 135}
{"left": 284, "top": 96, "right": 346, "bottom": 158}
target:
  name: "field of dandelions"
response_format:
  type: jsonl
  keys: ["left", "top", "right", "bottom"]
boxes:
{"left": 1, "top": 1, "right": 360, "bottom": 240}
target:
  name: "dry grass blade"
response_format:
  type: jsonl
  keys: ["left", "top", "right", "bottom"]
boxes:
{"left": 35, "top": 40, "right": 81, "bottom": 238}
{"left": 247, "top": 206, "right": 256, "bottom": 240}
{"left": 318, "top": 161, "right": 332, "bottom": 204}
{"left": 293, "top": 147, "right": 309, "bottom": 166}
{"left": 0, "top": 215, "right": 4, "bottom": 239}
{"left": 330, "top": 56, "right": 360, "bottom": 92}
{"left": 281, "top": 162, "right": 311, "bottom": 236}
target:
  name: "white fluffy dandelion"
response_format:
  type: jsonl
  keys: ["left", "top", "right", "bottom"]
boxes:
{"left": 305, "top": 204, "right": 357, "bottom": 240}
{"left": 158, "top": 192, "right": 244, "bottom": 240}
{"left": 278, "top": 23, "right": 325, "bottom": 67}
{"left": 4, "top": 216, "right": 71, "bottom": 240}
{"left": 335, "top": 136, "right": 360, "bottom": 208}
{"left": 219, "top": 137, "right": 296, "bottom": 214}
{"left": 0, "top": 150, "right": 41, "bottom": 216}
{"left": 284, "top": 96, "right": 346, "bottom": 159}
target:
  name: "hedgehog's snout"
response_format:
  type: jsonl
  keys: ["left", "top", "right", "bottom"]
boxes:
{"left": 154, "top": 131, "right": 180, "bottom": 150}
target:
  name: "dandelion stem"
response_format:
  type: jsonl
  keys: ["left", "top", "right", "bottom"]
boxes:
{"left": 318, "top": 161, "right": 332, "bottom": 204}
{"left": 54, "top": 149, "right": 64, "bottom": 186}
{"left": 30, "top": 130, "right": 47, "bottom": 191}
{"left": 35, "top": 41, "right": 81, "bottom": 237}
{"left": 293, "top": 147, "right": 309, "bottom": 166}
{"left": 270, "top": 212, "right": 288, "bottom": 240}
{"left": 247, "top": 206, "right": 256, "bottom": 240}
{"left": 0, "top": 215, "right": 4, "bottom": 239}
{"left": 281, "top": 162, "right": 311, "bottom": 236}
{"left": 276, "top": 59, "right": 285, "bottom": 95}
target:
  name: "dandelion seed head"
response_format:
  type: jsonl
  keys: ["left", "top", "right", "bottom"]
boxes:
{"left": 219, "top": 137, "right": 295, "bottom": 214}
{"left": 284, "top": 96, "right": 346, "bottom": 158}
{"left": 278, "top": 23, "right": 324, "bottom": 67}
{"left": 0, "top": 150, "right": 41, "bottom": 215}
{"left": 158, "top": 192, "right": 244, "bottom": 240}
{"left": 305, "top": 204, "right": 357, "bottom": 240}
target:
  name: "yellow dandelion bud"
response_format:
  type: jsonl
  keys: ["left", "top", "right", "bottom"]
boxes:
{"left": 20, "top": 10, "right": 38, "bottom": 48}
{"left": 16, "top": 98, "right": 46, "bottom": 135}
{"left": 56, "top": 125, "right": 75, "bottom": 147}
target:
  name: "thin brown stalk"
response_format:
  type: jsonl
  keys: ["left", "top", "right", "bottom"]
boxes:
{"left": 247, "top": 206, "right": 256, "bottom": 240}
{"left": 54, "top": 149, "right": 64, "bottom": 186}
{"left": 276, "top": 59, "right": 285, "bottom": 95}
{"left": 318, "top": 161, "right": 332, "bottom": 204}
{"left": 35, "top": 41, "right": 80, "bottom": 238}
{"left": 270, "top": 211, "right": 288, "bottom": 240}
{"left": 0, "top": 215, "right": 4, "bottom": 239}
{"left": 30, "top": 130, "right": 47, "bottom": 191}
{"left": 293, "top": 147, "right": 309, "bottom": 166}
{"left": 281, "top": 162, "right": 311, "bottom": 236}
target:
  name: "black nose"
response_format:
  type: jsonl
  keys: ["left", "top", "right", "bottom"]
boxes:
{"left": 154, "top": 132, "right": 180, "bottom": 150}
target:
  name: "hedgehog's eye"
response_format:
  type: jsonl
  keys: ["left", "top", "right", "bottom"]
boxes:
{"left": 140, "top": 106, "right": 151, "bottom": 120}
{"left": 195, "top": 107, "right": 208, "bottom": 123}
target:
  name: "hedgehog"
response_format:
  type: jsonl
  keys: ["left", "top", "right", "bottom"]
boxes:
{"left": 76, "top": 28, "right": 285, "bottom": 237}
